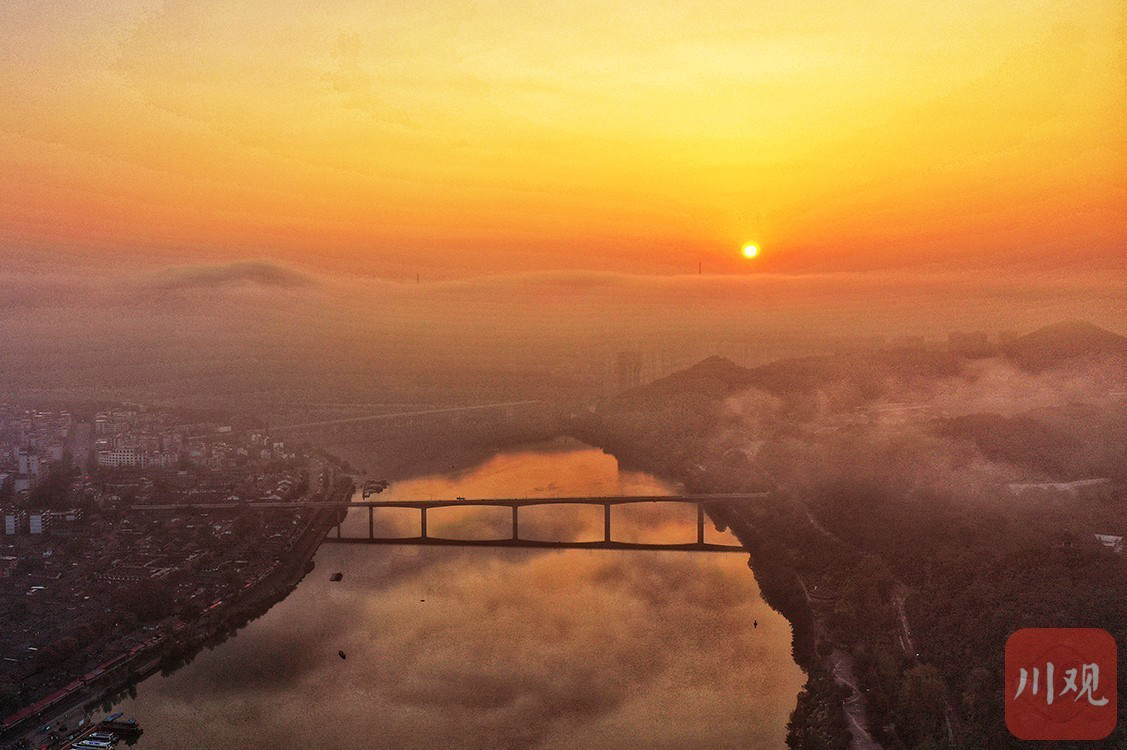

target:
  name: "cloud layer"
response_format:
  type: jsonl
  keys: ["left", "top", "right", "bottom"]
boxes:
{"left": 150, "top": 261, "right": 316, "bottom": 292}
{"left": 0, "top": 262, "right": 1121, "bottom": 409}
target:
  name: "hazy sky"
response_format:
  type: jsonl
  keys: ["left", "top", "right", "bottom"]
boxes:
{"left": 2, "top": 0, "right": 1124, "bottom": 279}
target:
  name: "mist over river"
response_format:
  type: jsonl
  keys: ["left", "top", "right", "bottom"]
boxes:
{"left": 109, "top": 438, "right": 803, "bottom": 748}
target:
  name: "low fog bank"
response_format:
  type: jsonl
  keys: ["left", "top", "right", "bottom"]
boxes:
{"left": 586, "top": 313, "right": 1125, "bottom": 523}
{"left": 711, "top": 336, "right": 1127, "bottom": 512}
{"left": 0, "top": 261, "right": 1122, "bottom": 411}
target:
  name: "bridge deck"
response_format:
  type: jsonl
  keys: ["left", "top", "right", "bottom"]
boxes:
{"left": 321, "top": 537, "right": 747, "bottom": 552}
{"left": 133, "top": 493, "right": 769, "bottom": 511}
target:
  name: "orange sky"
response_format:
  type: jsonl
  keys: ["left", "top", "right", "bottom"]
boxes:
{"left": 1, "top": 0, "right": 1124, "bottom": 279}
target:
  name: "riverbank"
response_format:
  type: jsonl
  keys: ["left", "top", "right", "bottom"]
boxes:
{"left": 567, "top": 425, "right": 858, "bottom": 749}
{"left": 0, "top": 479, "right": 352, "bottom": 749}
{"left": 154, "top": 480, "right": 350, "bottom": 677}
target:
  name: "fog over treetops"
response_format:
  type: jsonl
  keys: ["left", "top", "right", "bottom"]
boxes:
{"left": 593, "top": 320, "right": 1126, "bottom": 519}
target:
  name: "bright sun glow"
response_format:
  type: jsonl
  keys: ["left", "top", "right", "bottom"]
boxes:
{"left": 742, "top": 244, "right": 759, "bottom": 259}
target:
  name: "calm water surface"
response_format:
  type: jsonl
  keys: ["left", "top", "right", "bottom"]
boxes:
{"left": 111, "top": 438, "right": 803, "bottom": 748}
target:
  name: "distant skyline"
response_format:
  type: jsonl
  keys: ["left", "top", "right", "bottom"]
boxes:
{"left": 1, "top": 0, "right": 1124, "bottom": 281}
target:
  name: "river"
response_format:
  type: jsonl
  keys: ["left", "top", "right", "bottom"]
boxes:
{"left": 108, "top": 437, "right": 803, "bottom": 748}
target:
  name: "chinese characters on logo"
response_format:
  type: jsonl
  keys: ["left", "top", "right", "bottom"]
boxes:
{"left": 1014, "top": 662, "right": 1110, "bottom": 706}
{"left": 1006, "top": 628, "right": 1117, "bottom": 740}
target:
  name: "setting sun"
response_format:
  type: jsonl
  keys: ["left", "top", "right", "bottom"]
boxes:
{"left": 1, "top": 2, "right": 1125, "bottom": 748}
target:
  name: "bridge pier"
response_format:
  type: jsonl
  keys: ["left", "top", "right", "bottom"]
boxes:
{"left": 420, "top": 507, "right": 428, "bottom": 539}
{"left": 604, "top": 504, "right": 611, "bottom": 543}
{"left": 511, "top": 506, "right": 519, "bottom": 541}
{"left": 697, "top": 503, "right": 705, "bottom": 545}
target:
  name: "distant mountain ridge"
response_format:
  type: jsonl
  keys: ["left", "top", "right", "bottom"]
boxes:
{"left": 1003, "top": 320, "right": 1127, "bottom": 371}
{"left": 613, "top": 320, "right": 1126, "bottom": 405}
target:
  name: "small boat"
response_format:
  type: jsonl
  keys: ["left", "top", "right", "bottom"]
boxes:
{"left": 338, "top": 650, "right": 347, "bottom": 660}
{"left": 330, "top": 572, "right": 343, "bottom": 582}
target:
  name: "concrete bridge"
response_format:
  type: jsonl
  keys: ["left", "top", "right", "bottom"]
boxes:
{"left": 135, "top": 494, "right": 766, "bottom": 552}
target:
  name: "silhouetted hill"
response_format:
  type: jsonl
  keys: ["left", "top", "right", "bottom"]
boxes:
{"left": 746, "top": 349, "right": 963, "bottom": 397}
{"left": 618, "top": 349, "right": 961, "bottom": 409}
{"left": 610, "top": 320, "right": 1123, "bottom": 416}
{"left": 615, "top": 355, "right": 754, "bottom": 406}
{"left": 1005, "top": 321, "right": 1127, "bottom": 371}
